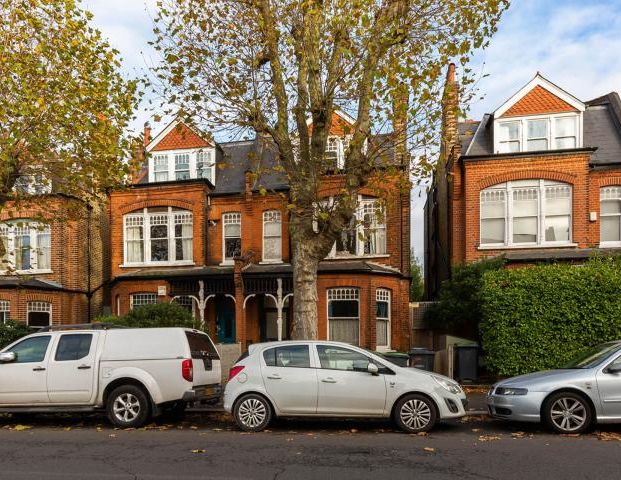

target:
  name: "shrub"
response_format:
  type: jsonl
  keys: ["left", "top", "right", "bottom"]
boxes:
{"left": 480, "top": 256, "right": 621, "bottom": 376}
{"left": 98, "top": 302, "right": 197, "bottom": 329}
{"left": 425, "top": 256, "right": 505, "bottom": 332}
{"left": 0, "top": 320, "right": 33, "bottom": 349}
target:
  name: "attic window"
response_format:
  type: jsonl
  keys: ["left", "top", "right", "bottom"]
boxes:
{"left": 496, "top": 114, "right": 580, "bottom": 154}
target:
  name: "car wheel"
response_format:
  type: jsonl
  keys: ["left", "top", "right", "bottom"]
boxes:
{"left": 543, "top": 392, "right": 592, "bottom": 434}
{"left": 106, "top": 385, "right": 151, "bottom": 428}
{"left": 394, "top": 393, "right": 438, "bottom": 433}
{"left": 233, "top": 394, "right": 272, "bottom": 432}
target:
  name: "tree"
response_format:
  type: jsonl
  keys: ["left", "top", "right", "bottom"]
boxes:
{"left": 151, "top": 0, "right": 509, "bottom": 339}
{"left": 0, "top": 0, "right": 139, "bottom": 209}
{"left": 410, "top": 254, "right": 423, "bottom": 302}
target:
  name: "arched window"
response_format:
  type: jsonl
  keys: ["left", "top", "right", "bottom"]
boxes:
{"left": 480, "top": 180, "right": 572, "bottom": 247}
{"left": 376, "top": 289, "right": 391, "bottom": 349}
{"left": 263, "top": 210, "right": 282, "bottom": 262}
{"left": 327, "top": 288, "right": 359, "bottom": 345}
{"left": 600, "top": 187, "right": 621, "bottom": 245}
{"left": 0, "top": 220, "right": 51, "bottom": 272}
{"left": 27, "top": 301, "right": 51, "bottom": 328}
{"left": 123, "top": 207, "right": 193, "bottom": 265}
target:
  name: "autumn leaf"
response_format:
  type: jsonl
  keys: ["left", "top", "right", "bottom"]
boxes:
{"left": 191, "top": 449, "right": 206, "bottom": 454}
{"left": 423, "top": 447, "right": 435, "bottom": 453}
{"left": 12, "top": 424, "right": 32, "bottom": 431}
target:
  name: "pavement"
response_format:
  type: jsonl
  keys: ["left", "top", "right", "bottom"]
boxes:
{"left": 2, "top": 400, "right": 621, "bottom": 479}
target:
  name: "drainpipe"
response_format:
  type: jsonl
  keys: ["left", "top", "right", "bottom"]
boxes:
{"left": 86, "top": 203, "right": 93, "bottom": 321}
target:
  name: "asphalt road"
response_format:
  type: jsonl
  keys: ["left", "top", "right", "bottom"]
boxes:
{"left": 1, "top": 412, "right": 620, "bottom": 480}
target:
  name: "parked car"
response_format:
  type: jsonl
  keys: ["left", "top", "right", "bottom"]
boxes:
{"left": 224, "top": 340, "right": 467, "bottom": 433}
{"left": 487, "top": 341, "right": 621, "bottom": 434}
{"left": 0, "top": 324, "right": 221, "bottom": 427}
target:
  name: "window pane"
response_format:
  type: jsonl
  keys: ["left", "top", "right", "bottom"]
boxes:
{"left": 513, "top": 217, "right": 537, "bottom": 243}
{"left": 601, "top": 216, "right": 621, "bottom": 242}
{"left": 499, "top": 122, "right": 520, "bottom": 141}
{"left": 481, "top": 218, "right": 505, "bottom": 244}
{"left": 601, "top": 200, "right": 621, "bottom": 215}
{"left": 555, "top": 137, "right": 576, "bottom": 149}
{"left": 264, "top": 237, "right": 281, "bottom": 260}
{"left": 328, "top": 300, "right": 358, "bottom": 318}
{"left": 273, "top": 345, "right": 310, "bottom": 368}
{"left": 15, "top": 229, "right": 31, "bottom": 270}
{"left": 545, "top": 186, "right": 571, "bottom": 215}
{"left": 527, "top": 119, "right": 548, "bottom": 139}
{"left": 27, "top": 311, "right": 50, "bottom": 327}
{"left": 55, "top": 334, "right": 92, "bottom": 361}
{"left": 555, "top": 117, "right": 576, "bottom": 137}
{"left": 527, "top": 138, "right": 548, "bottom": 151}
{"left": 376, "top": 320, "right": 389, "bottom": 347}
{"left": 544, "top": 215, "right": 570, "bottom": 242}
{"left": 225, "top": 238, "right": 241, "bottom": 259}
{"left": 376, "top": 301, "right": 389, "bottom": 319}
{"left": 37, "top": 231, "right": 51, "bottom": 270}
{"left": 154, "top": 172, "right": 168, "bottom": 182}
{"left": 317, "top": 345, "right": 369, "bottom": 371}
{"left": 499, "top": 141, "right": 520, "bottom": 153}
{"left": 480, "top": 190, "right": 505, "bottom": 218}
{"left": 225, "top": 223, "right": 241, "bottom": 237}
{"left": 513, "top": 188, "right": 538, "bottom": 216}
{"left": 11, "top": 336, "right": 51, "bottom": 363}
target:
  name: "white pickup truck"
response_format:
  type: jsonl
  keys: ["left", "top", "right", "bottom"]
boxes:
{"left": 0, "top": 325, "right": 222, "bottom": 427}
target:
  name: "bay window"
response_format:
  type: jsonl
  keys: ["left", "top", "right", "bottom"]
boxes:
{"left": 376, "top": 289, "right": 391, "bottom": 349}
{"left": 123, "top": 207, "right": 193, "bottom": 265}
{"left": 262, "top": 210, "right": 282, "bottom": 262}
{"left": 0, "top": 221, "right": 52, "bottom": 272}
{"left": 327, "top": 288, "right": 360, "bottom": 345}
{"left": 223, "top": 212, "right": 241, "bottom": 263}
{"left": 480, "top": 180, "right": 572, "bottom": 247}
{"left": 600, "top": 187, "right": 621, "bottom": 244}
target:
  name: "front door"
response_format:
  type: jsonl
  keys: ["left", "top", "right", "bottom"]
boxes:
{"left": 596, "top": 354, "right": 621, "bottom": 418}
{"left": 47, "top": 333, "right": 98, "bottom": 404}
{"left": 260, "top": 344, "right": 318, "bottom": 414}
{"left": 314, "top": 344, "right": 387, "bottom": 415}
{"left": 217, "top": 300, "right": 236, "bottom": 344}
{"left": 0, "top": 335, "right": 52, "bottom": 404}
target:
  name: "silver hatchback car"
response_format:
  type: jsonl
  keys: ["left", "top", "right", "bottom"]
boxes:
{"left": 487, "top": 341, "right": 621, "bottom": 434}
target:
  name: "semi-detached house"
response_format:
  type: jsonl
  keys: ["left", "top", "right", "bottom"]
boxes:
{"left": 425, "top": 65, "right": 621, "bottom": 298}
{"left": 110, "top": 114, "right": 412, "bottom": 352}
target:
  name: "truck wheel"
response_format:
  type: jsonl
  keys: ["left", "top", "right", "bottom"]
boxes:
{"left": 394, "top": 393, "right": 438, "bottom": 433}
{"left": 106, "top": 385, "right": 151, "bottom": 428}
{"left": 233, "top": 394, "right": 272, "bottom": 432}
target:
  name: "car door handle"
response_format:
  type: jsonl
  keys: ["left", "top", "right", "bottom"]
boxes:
{"left": 77, "top": 365, "right": 91, "bottom": 370}
{"left": 267, "top": 374, "right": 282, "bottom": 380}
{"left": 32, "top": 367, "right": 46, "bottom": 372}
{"left": 321, "top": 377, "right": 337, "bottom": 383}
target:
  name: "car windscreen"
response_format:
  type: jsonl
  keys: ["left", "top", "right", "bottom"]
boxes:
{"left": 562, "top": 343, "right": 620, "bottom": 369}
{"left": 185, "top": 332, "right": 219, "bottom": 360}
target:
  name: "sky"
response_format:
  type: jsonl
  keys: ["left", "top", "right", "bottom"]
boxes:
{"left": 86, "top": 0, "right": 621, "bottom": 265}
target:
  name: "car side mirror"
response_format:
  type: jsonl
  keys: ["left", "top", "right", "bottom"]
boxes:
{"left": 607, "top": 364, "right": 621, "bottom": 374}
{"left": 0, "top": 352, "right": 16, "bottom": 363}
{"left": 367, "top": 363, "right": 379, "bottom": 376}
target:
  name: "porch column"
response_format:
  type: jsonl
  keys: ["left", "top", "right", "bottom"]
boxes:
{"left": 265, "top": 278, "right": 293, "bottom": 342}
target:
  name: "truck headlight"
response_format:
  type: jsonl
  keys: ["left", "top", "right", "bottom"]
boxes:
{"left": 432, "top": 375, "right": 462, "bottom": 395}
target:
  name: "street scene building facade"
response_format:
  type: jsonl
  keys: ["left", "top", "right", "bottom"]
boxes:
{"left": 109, "top": 115, "right": 412, "bottom": 351}
{"left": 425, "top": 66, "right": 621, "bottom": 298}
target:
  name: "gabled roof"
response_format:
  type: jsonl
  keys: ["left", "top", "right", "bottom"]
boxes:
{"left": 306, "top": 109, "right": 356, "bottom": 136}
{"left": 145, "top": 118, "right": 213, "bottom": 153}
{"left": 493, "top": 73, "right": 585, "bottom": 118}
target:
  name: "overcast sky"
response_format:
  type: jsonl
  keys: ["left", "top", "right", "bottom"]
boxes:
{"left": 86, "top": 0, "right": 621, "bottom": 265}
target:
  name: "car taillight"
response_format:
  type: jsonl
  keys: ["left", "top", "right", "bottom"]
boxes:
{"left": 228, "top": 365, "right": 245, "bottom": 381}
{"left": 182, "top": 359, "right": 193, "bottom": 382}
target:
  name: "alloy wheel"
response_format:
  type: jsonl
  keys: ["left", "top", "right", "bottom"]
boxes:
{"left": 237, "top": 398, "right": 267, "bottom": 429}
{"left": 550, "top": 397, "right": 587, "bottom": 432}
{"left": 400, "top": 398, "right": 432, "bottom": 430}
{"left": 113, "top": 392, "right": 141, "bottom": 424}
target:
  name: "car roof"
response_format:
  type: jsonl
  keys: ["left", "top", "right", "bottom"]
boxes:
{"left": 248, "top": 340, "right": 365, "bottom": 354}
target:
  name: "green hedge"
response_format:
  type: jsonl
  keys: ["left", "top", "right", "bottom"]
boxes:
{"left": 480, "top": 256, "right": 621, "bottom": 376}
{"left": 0, "top": 321, "right": 33, "bottom": 349}
{"left": 97, "top": 302, "right": 198, "bottom": 329}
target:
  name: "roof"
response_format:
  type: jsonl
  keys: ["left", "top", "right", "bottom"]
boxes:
{"left": 145, "top": 118, "right": 213, "bottom": 153}
{"left": 0, "top": 278, "right": 66, "bottom": 291}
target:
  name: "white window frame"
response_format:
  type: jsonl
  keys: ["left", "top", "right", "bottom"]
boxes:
{"left": 174, "top": 153, "right": 191, "bottom": 180}
{"left": 13, "top": 174, "right": 52, "bottom": 195}
{"left": 122, "top": 207, "right": 194, "bottom": 267}
{"left": 325, "top": 135, "right": 353, "bottom": 170}
{"left": 130, "top": 293, "right": 157, "bottom": 310}
{"left": 27, "top": 301, "right": 52, "bottom": 328}
{"left": 0, "top": 221, "right": 52, "bottom": 274}
{"left": 479, "top": 180, "right": 573, "bottom": 249}
{"left": 153, "top": 154, "right": 169, "bottom": 182}
{"left": 148, "top": 148, "right": 216, "bottom": 184}
{"left": 222, "top": 212, "right": 242, "bottom": 265}
{"left": 375, "top": 289, "right": 391, "bottom": 351}
{"left": 327, "top": 196, "right": 387, "bottom": 258}
{"left": 262, "top": 210, "right": 282, "bottom": 263}
{"left": 495, "top": 113, "right": 581, "bottom": 154}
{"left": 327, "top": 287, "right": 360, "bottom": 345}
{"left": 600, "top": 186, "right": 621, "bottom": 247}
{"left": 196, "top": 149, "right": 215, "bottom": 184}
{"left": 0, "top": 300, "right": 9, "bottom": 324}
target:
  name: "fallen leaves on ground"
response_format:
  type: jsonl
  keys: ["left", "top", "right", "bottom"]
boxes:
{"left": 191, "top": 449, "right": 206, "bottom": 454}
{"left": 596, "top": 432, "right": 621, "bottom": 442}
{"left": 478, "top": 434, "right": 502, "bottom": 442}
{"left": 463, "top": 386, "right": 490, "bottom": 394}
{"left": 423, "top": 447, "right": 435, "bottom": 453}
{"left": 12, "top": 425, "right": 32, "bottom": 431}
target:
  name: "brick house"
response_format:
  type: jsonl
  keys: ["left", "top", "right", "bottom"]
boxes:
{"left": 109, "top": 115, "right": 412, "bottom": 351}
{"left": 425, "top": 65, "right": 621, "bottom": 298}
{"left": 0, "top": 190, "right": 108, "bottom": 327}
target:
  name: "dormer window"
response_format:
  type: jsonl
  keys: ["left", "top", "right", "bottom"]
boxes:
{"left": 174, "top": 153, "right": 191, "bottom": 180}
{"left": 527, "top": 119, "right": 548, "bottom": 151}
{"left": 148, "top": 148, "right": 216, "bottom": 184}
{"left": 498, "top": 121, "right": 520, "bottom": 153}
{"left": 196, "top": 150, "right": 215, "bottom": 183}
{"left": 554, "top": 116, "right": 577, "bottom": 149}
{"left": 496, "top": 114, "right": 580, "bottom": 154}
{"left": 153, "top": 155, "right": 168, "bottom": 182}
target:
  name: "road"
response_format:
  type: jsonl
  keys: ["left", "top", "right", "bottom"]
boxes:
{"left": 1, "top": 412, "right": 620, "bottom": 480}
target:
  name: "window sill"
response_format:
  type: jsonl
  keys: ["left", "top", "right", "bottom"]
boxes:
{"left": 599, "top": 243, "right": 621, "bottom": 249}
{"left": 324, "top": 254, "right": 390, "bottom": 261}
{"left": 375, "top": 346, "right": 392, "bottom": 353}
{"left": 0, "top": 269, "right": 53, "bottom": 275}
{"left": 259, "top": 260, "right": 284, "bottom": 265}
{"left": 119, "top": 261, "right": 195, "bottom": 268}
{"left": 477, "top": 243, "right": 578, "bottom": 251}
{"left": 219, "top": 261, "right": 234, "bottom": 266}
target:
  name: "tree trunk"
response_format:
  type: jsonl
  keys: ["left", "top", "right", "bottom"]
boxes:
{"left": 291, "top": 237, "right": 320, "bottom": 340}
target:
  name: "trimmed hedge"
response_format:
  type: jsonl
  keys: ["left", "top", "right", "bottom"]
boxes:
{"left": 480, "top": 256, "right": 621, "bottom": 376}
{"left": 97, "top": 302, "right": 198, "bottom": 329}
{"left": 0, "top": 321, "right": 33, "bottom": 349}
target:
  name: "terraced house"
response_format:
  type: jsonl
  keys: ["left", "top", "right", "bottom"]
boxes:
{"left": 425, "top": 65, "right": 621, "bottom": 298}
{"left": 109, "top": 114, "right": 412, "bottom": 351}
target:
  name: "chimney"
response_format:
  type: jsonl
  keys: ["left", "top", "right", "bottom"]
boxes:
{"left": 392, "top": 81, "right": 409, "bottom": 166}
{"left": 244, "top": 170, "right": 253, "bottom": 199}
{"left": 143, "top": 122, "right": 151, "bottom": 147}
{"left": 441, "top": 63, "right": 459, "bottom": 159}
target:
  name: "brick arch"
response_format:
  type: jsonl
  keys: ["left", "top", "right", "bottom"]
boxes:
{"left": 478, "top": 169, "right": 576, "bottom": 190}
{"left": 597, "top": 177, "right": 621, "bottom": 188}
{"left": 119, "top": 199, "right": 194, "bottom": 215}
